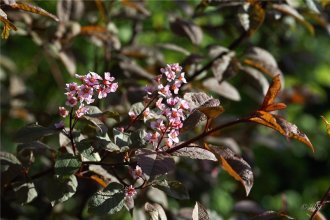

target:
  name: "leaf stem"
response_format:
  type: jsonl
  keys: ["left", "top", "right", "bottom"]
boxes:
{"left": 166, "top": 118, "right": 247, "bottom": 154}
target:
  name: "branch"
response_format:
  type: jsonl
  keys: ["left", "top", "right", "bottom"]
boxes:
{"left": 186, "top": 31, "right": 248, "bottom": 82}
{"left": 166, "top": 118, "right": 247, "bottom": 154}
{"left": 82, "top": 161, "right": 134, "bottom": 167}
{"left": 309, "top": 186, "right": 330, "bottom": 220}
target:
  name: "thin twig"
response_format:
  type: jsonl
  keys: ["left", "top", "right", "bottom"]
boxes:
{"left": 309, "top": 186, "right": 330, "bottom": 220}
{"left": 69, "top": 108, "right": 77, "bottom": 155}
{"left": 125, "top": 94, "right": 158, "bottom": 132}
{"left": 186, "top": 31, "right": 247, "bottom": 82}
{"left": 82, "top": 161, "right": 133, "bottom": 167}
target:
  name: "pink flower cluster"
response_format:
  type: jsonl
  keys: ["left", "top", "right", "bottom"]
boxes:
{"left": 124, "top": 185, "right": 137, "bottom": 198}
{"left": 143, "top": 64, "right": 190, "bottom": 149}
{"left": 58, "top": 72, "right": 118, "bottom": 119}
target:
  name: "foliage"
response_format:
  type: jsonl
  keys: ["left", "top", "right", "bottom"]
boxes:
{"left": 1, "top": 0, "right": 330, "bottom": 219}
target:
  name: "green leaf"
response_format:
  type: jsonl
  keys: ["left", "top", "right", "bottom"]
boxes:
{"left": 129, "top": 102, "right": 145, "bottom": 117}
{"left": 153, "top": 179, "right": 189, "bottom": 200}
{"left": 13, "top": 181, "right": 38, "bottom": 204}
{"left": 130, "top": 128, "right": 147, "bottom": 148}
{"left": 55, "top": 153, "right": 81, "bottom": 176}
{"left": 44, "top": 175, "right": 78, "bottom": 206}
{"left": 76, "top": 140, "right": 101, "bottom": 162}
{"left": 88, "top": 182, "right": 125, "bottom": 215}
{"left": 0, "top": 151, "right": 21, "bottom": 165}
{"left": 14, "top": 124, "right": 59, "bottom": 143}
{"left": 113, "top": 128, "right": 131, "bottom": 148}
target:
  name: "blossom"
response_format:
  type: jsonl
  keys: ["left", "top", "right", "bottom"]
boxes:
{"left": 124, "top": 185, "right": 137, "bottom": 198}
{"left": 84, "top": 72, "right": 102, "bottom": 86}
{"left": 145, "top": 131, "right": 160, "bottom": 146}
{"left": 66, "top": 95, "right": 78, "bottom": 107}
{"left": 75, "top": 105, "right": 89, "bottom": 118}
{"left": 104, "top": 72, "right": 115, "bottom": 82}
{"left": 59, "top": 106, "right": 69, "bottom": 118}
{"left": 168, "top": 129, "right": 179, "bottom": 143}
{"left": 65, "top": 82, "right": 79, "bottom": 95}
{"left": 158, "top": 84, "right": 171, "bottom": 97}
{"left": 131, "top": 165, "right": 143, "bottom": 179}
{"left": 150, "top": 118, "right": 166, "bottom": 132}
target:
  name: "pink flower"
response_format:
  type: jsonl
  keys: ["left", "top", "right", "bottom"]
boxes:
{"left": 58, "top": 106, "right": 69, "bottom": 118}
{"left": 150, "top": 119, "right": 166, "bottom": 132}
{"left": 65, "top": 82, "right": 79, "bottom": 95}
{"left": 145, "top": 131, "right": 160, "bottom": 146}
{"left": 177, "top": 72, "right": 187, "bottom": 84}
{"left": 144, "top": 85, "right": 156, "bottom": 95}
{"left": 165, "top": 139, "right": 173, "bottom": 147}
{"left": 125, "top": 185, "right": 137, "bottom": 198}
{"left": 158, "top": 84, "right": 171, "bottom": 97}
{"left": 97, "top": 87, "right": 108, "bottom": 99}
{"left": 171, "top": 80, "right": 182, "bottom": 94}
{"left": 167, "top": 97, "right": 179, "bottom": 106}
{"left": 156, "top": 98, "right": 165, "bottom": 111}
{"left": 143, "top": 107, "right": 151, "bottom": 121}
{"left": 75, "top": 105, "right": 89, "bottom": 118}
{"left": 179, "top": 99, "right": 189, "bottom": 110}
{"left": 66, "top": 95, "right": 78, "bottom": 107}
{"left": 104, "top": 72, "right": 115, "bottom": 82}
{"left": 107, "top": 82, "right": 118, "bottom": 93}
{"left": 131, "top": 165, "right": 143, "bottom": 179}
{"left": 85, "top": 72, "right": 102, "bottom": 86}
{"left": 168, "top": 129, "right": 179, "bottom": 143}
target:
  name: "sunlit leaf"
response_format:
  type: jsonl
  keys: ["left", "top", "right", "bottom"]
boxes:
{"left": 55, "top": 153, "right": 81, "bottom": 176}
{"left": 170, "top": 17, "right": 203, "bottom": 45}
{"left": 240, "top": 65, "right": 269, "bottom": 95}
{"left": 211, "top": 51, "right": 237, "bottom": 83}
{"left": 192, "top": 202, "right": 210, "bottom": 220}
{"left": 172, "top": 144, "right": 217, "bottom": 161}
{"left": 89, "top": 175, "right": 108, "bottom": 188}
{"left": 88, "top": 182, "right": 125, "bottom": 215}
{"left": 113, "top": 128, "right": 131, "bottom": 148}
{"left": 260, "top": 74, "right": 287, "bottom": 112}
{"left": 9, "top": 2, "right": 59, "bottom": 21}
{"left": 153, "top": 179, "right": 189, "bottom": 200}
{"left": 197, "top": 106, "right": 224, "bottom": 119}
{"left": 145, "top": 202, "right": 167, "bottom": 220}
{"left": 13, "top": 181, "right": 38, "bottom": 204}
{"left": 320, "top": 116, "right": 330, "bottom": 136}
{"left": 272, "top": 3, "right": 314, "bottom": 35}
{"left": 202, "top": 78, "right": 241, "bottom": 101}
{"left": 243, "top": 47, "right": 284, "bottom": 85}
{"left": 249, "top": 111, "right": 315, "bottom": 152}
{"left": 76, "top": 140, "right": 101, "bottom": 162}
{"left": 205, "top": 144, "right": 253, "bottom": 196}
{"left": 0, "top": 151, "right": 21, "bottom": 165}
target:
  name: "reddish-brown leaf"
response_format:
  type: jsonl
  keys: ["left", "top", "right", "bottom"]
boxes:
{"left": 90, "top": 175, "right": 108, "bottom": 188}
{"left": 261, "top": 74, "right": 282, "bottom": 109}
{"left": 249, "top": 111, "right": 315, "bottom": 152}
{"left": 80, "top": 25, "right": 107, "bottom": 34}
{"left": 0, "top": 14, "right": 17, "bottom": 39}
{"left": 197, "top": 106, "right": 224, "bottom": 119}
{"left": 205, "top": 144, "right": 253, "bottom": 196}
{"left": 246, "top": 0, "right": 265, "bottom": 35}
{"left": 9, "top": 2, "right": 59, "bottom": 21}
